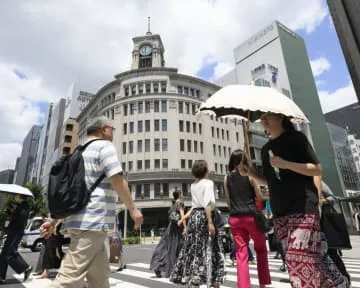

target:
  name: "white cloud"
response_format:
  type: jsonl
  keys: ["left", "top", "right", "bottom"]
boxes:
{"left": 0, "top": 143, "right": 22, "bottom": 170}
{"left": 310, "top": 57, "right": 332, "bottom": 78}
{"left": 0, "top": 0, "right": 329, "bottom": 171}
{"left": 318, "top": 81, "right": 358, "bottom": 113}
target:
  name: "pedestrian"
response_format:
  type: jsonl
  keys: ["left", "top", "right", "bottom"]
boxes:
{"left": 170, "top": 160, "right": 225, "bottom": 287}
{"left": 0, "top": 194, "right": 33, "bottom": 284}
{"left": 241, "top": 113, "right": 322, "bottom": 288}
{"left": 40, "top": 116, "right": 143, "bottom": 288}
{"left": 150, "top": 228, "right": 155, "bottom": 243}
{"left": 150, "top": 190, "right": 185, "bottom": 278}
{"left": 223, "top": 150, "right": 271, "bottom": 288}
{"left": 36, "top": 219, "right": 65, "bottom": 279}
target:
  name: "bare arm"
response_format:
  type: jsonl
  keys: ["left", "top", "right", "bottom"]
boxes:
{"left": 249, "top": 177, "right": 263, "bottom": 201}
{"left": 285, "top": 162, "right": 322, "bottom": 177}
{"left": 179, "top": 205, "right": 186, "bottom": 230}
{"left": 110, "top": 173, "right": 143, "bottom": 228}
{"left": 205, "top": 202, "right": 215, "bottom": 237}
{"left": 223, "top": 176, "right": 231, "bottom": 209}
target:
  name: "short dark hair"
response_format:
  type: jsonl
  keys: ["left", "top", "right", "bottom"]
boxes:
{"left": 228, "top": 149, "right": 248, "bottom": 171}
{"left": 192, "top": 160, "right": 208, "bottom": 179}
{"left": 282, "top": 116, "right": 295, "bottom": 132}
{"left": 173, "top": 190, "right": 180, "bottom": 200}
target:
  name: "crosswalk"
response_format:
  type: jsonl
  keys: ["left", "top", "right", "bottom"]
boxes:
{"left": 7, "top": 256, "right": 360, "bottom": 287}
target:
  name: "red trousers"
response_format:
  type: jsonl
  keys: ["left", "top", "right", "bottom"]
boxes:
{"left": 229, "top": 215, "right": 271, "bottom": 288}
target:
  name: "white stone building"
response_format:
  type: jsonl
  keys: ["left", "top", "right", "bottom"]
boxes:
{"left": 77, "top": 31, "right": 244, "bottom": 232}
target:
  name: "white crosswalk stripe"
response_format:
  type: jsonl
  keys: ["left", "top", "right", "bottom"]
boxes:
{"left": 8, "top": 256, "right": 360, "bottom": 287}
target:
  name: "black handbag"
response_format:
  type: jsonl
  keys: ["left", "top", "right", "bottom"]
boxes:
{"left": 253, "top": 210, "right": 272, "bottom": 233}
{"left": 321, "top": 204, "right": 352, "bottom": 250}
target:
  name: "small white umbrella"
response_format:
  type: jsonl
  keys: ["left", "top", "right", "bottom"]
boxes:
{"left": 0, "top": 184, "right": 34, "bottom": 198}
{"left": 199, "top": 84, "right": 309, "bottom": 161}
{"left": 199, "top": 84, "right": 309, "bottom": 123}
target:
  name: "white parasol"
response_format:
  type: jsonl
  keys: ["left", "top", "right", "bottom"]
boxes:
{"left": 199, "top": 84, "right": 309, "bottom": 162}
{"left": 0, "top": 184, "right": 34, "bottom": 198}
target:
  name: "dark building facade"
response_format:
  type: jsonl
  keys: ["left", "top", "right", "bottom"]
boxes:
{"left": 327, "top": 0, "right": 360, "bottom": 101}
{"left": 0, "top": 169, "right": 15, "bottom": 206}
{"left": 325, "top": 103, "right": 360, "bottom": 138}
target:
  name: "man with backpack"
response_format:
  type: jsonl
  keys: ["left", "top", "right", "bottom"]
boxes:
{"left": 40, "top": 116, "right": 143, "bottom": 288}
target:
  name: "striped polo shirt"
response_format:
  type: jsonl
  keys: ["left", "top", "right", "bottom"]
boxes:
{"left": 62, "top": 138, "right": 123, "bottom": 232}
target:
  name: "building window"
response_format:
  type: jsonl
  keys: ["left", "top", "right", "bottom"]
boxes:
{"left": 217, "top": 128, "right": 219, "bottom": 138}
{"left": 153, "top": 83, "right": 159, "bottom": 93}
{"left": 63, "top": 147, "right": 70, "bottom": 155}
{"left": 130, "top": 103, "right": 135, "bottom": 115}
{"left": 122, "top": 142, "right": 127, "bottom": 154}
{"left": 154, "top": 138, "right": 160, "bottom": 151}
{"left": 162, "top": 183, "right": 169, "bottom": 197}
{"left": 215, "top": 163, "right": 218, "bottom": 173}
{"left": 162, "top": 138, "right": 168, "bottom": 151}
{"left": 154, "top": 119, "right": 160, "bottom": 131}
{"left": 129, "top": 141, "right": 134, "bottom": 154}
{"left": 190, "top": 88, "right": 195, "bottom": 96}
{"left": 211, "top": 127, "right": 215, "bottom": 137}
{"left": 236, "top": 132, "right": 239, "bottom": 143}
{"left": 124, "top": 86, "right": 129, "bottom": 97}
{"left": 185, "top": 103, "right": 190, "bottom": 114}
{"left": 220, "top": 164, "right": 223, "bottom": 174}
{"left": 161, "top": 82, "right": 167, "bottom": 93}
{"left": 193, "top": 122, "right": 197, "bottom": 134}
{"left": 137, "top": 140, "right": 143, "bottom": 152}
{"left": 154, "top": 183, "right": 161, "bottom": 197}
{"left": 218, "top": 145, "right": 221, "bottom": 156}
{"left": 162, "top": 159, "right": 168, "bottom": 169}
{"left": 144, "top": 184, "right": 150, "bottom": 198}
{"left": 178, "top": 102, "right": 183, "bottom": 113}
{"left": 228, "top": 147, "right": 231, "bottom": 156}
{"left": 181, "top": 159, "right": 186, "bottom": 169}
{"left": 226, "top": 130, "right": 229, "bottom": 141}
{"left": 184, "top": 87, "right": 189, "bottom": 95}
{"left": 128, "top": 161, "right": 133, "bottom": 171}
{"left": 188, "top": 160, "right": 193, "bottom": 169}
{"left": 154, "top": 159, "right": 160, "bottom": 169}
{"left": 138, "top": 102, "right": 143, "bottom": 114}
{"left": 65, "top": 124, "right": 73, "bottom": 131}
{"left": 194, "top": 141, "right": 198, "bottom": 153}
{"left": 200, "top": 142, "right": 204, "bottom": 154}
{"left": 192, "top": 104, "right": 196, "bottom": 115}
{"left": 64, "top": 135, "right": 72, "bottom": 143}
{"left": 213, "top": 144, "right": 216, "bottom": 156}
{"left": 146, "top": 83, "right": 151, "bottom": 93}
{"left": 180, "top": 139, "right": 185, "bottom": 151}
{"left": 123, "top": 104, "right": 128, "bottom": 116}
{"left": 186, "top": 121, "right": 191, "bottom": 133}
{"left": 137, "top": 160, "right": 142, "bottom": 170}
{"left": 122, "top": 162, "right": 126, "bottom": 171}
{"left": 131, "top": 85, "right": 136, "bottom": 95}
{"left": 130, "top": 122, "right": 134, "bottom": 134}
{"left": 161, "top": 100, "right": 167, "bottom": 112}
{"left": 138, "top": 120, "right": 143, "bottom": 133}
{"left": 187, "top": 140, "right": 192, "bottom": 152}
{"left": 162, "top": 119, "right": 167, "bottom": 131}
{"left": 138, "top": 84, "right": 144, "bottom": 94}
{"left": 154, "top": 101, "right": 159, "bottom": 112}
{"left": 196, "top": 90, "right": 200, "bottom": 97}
{"left": 177, "top": 86, "right": 183, "bottom": 94}
{"left": 145, "top": 101, "right": 151, "bottom": 113}
{"left": 199, "top": 123, "right": 202, "bottom": 135}
{"left": 145, "top": 139, "right": 150, "bottom": 152}
{"left": 136, "top": 184, "right": 142, "bottom": 199}
{"left": 223, "top": 146, "right": 226, "bottom": 157}
{"left": 282, "top": 88, "right": 291, "bottom": 98}
{"left": 145, "top": 120, "right": 150, "bottom": 132}
{"left": 221, "top": 129, "right": 224, "bottom": 140}
{"left": 145, "top": 159, "right": 150, "bottom": 169}
{"left": 179, "top": 120, "right": 184, "bottom": 132}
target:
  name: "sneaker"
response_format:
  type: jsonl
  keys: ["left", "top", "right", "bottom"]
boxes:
{"left": 154, "top": 270, "right": 161, "bottom": 278}
{"left": 116, "top": 266, "right": 123, "bottom": 272}
{"left": 24, "top": 266, "right": 33, "bottom": 282}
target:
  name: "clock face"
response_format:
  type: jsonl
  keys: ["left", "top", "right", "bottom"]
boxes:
{"left": 140, "top": 45, "right": 152, "bottom": 56}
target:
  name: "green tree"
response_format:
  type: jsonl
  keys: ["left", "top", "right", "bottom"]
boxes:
{"left": 24, "top": 183, "right": 49, "bottom": 218}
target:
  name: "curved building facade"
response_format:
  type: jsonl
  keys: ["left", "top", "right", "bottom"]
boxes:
{"left": 77, "top": 32, "right": 244, "bottom": 233}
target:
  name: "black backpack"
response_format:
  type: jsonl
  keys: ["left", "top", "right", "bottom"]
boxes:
{"left": 47, "top": 139, "right": 106, "bottom": 219}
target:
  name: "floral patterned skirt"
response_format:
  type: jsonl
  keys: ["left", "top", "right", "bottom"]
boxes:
{"left": 169, "top": 209, "right": 225, "bottom": 286}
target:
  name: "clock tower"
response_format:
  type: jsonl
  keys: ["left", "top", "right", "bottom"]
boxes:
{"left": 131, "top": 21, "right": 165, "bottom": 70}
